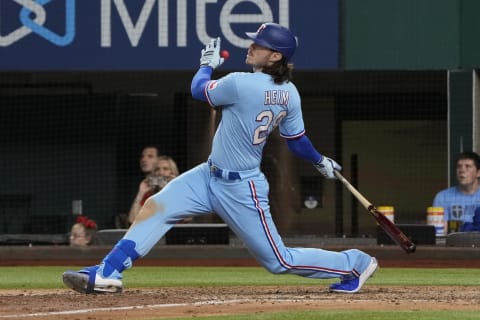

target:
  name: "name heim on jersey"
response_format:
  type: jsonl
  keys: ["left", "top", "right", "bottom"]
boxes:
{"left": 264, "top": 90, "right": 289, "bottom": 106}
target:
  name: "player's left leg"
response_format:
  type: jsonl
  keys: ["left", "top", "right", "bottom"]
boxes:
{"left": 63, "top": 163, "right": 213, "bottom": 294}
{"left": 210, "top": 174, "right": 377, "bottom": 293}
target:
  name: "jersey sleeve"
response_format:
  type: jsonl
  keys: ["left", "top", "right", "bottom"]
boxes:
{"left": 279, "top": 87, "right": 305, "bottom": 139}
{"left": 205, "top": 73, "right": 239, "bottom": 107}
{"left": 191, "top": 67, "right": 213, "bottom": 102}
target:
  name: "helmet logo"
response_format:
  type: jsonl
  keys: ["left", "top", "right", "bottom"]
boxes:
{"left": 256, "top": 23, "right": 267, "bottom": 34}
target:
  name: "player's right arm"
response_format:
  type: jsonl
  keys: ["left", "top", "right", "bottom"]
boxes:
{"left": 191, "top": 67, "right": 213, "bottom": 102}
{"left": 191, "top": 37, "right": 225, "bottom": 102}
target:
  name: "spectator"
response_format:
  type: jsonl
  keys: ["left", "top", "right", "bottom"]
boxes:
{"left": 69, "top": 216, "right": 97, "bottom": 246}
{"left": 156, "top": 155, "right": 179, "bottom": 178}
{"left": 115, "top": 146, "right": 161, "bottom": 228}
{"left": 139, "top": 146, "right": 161, "bottom": 176}
{"left": 127, "top": 155, "right": 179, "bottom": 225}
{"left": 433, "top": 151, "right": 480, "bottom": 232}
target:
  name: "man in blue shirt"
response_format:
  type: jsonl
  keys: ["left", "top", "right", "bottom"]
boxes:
{"left": 433, "top": 151, "right": 480, "bottom": 232}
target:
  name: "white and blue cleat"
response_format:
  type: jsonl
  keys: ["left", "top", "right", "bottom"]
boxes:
{"left": 62, "top": 266, "right": 123, "bottom": 294}
{"left": 329, "top": 257, "right": 378, "bottom": 293}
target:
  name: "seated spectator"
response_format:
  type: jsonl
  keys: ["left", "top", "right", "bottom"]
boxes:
{"left": 139, "top": 145, "right": 162, "bottom": 176}
{"left": 156, "top": 155, "right": 179, "bottom": 178}
{"left": 433, "top": 151, "right": 480, "bottom": 232}
{"left": 127, "top": 155, "right": 179, "bottom": 225}
{"left": 69, "top": 216, "right": 97, "bottom": 246}
{"left": 115, "top": 145, "right": 162, "bottom": 228}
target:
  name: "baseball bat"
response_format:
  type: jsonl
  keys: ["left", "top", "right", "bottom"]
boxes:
{"left": 334, "top": 170, "right": 416, "bottom": 254}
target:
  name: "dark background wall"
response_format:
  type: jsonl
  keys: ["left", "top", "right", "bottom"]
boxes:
{"left": 0, "top": 70, "right": 447, "bottom": 237}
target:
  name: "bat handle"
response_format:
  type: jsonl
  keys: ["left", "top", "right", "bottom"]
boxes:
{"left": 334, "top": 170, "right": 373, "bottom": 210}
{"left": 333, "top": 170, "right": 342, "bottom": 180}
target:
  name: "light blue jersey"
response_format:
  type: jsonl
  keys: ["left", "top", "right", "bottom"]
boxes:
{"left": 205, "top": 71, "right": 304, "bottom": 171}
{"left": 433, "top": 187, "right": 480, "bottom": 223}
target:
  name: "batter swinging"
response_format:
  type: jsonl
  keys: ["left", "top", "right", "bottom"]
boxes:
{"left": 63, "top": 23, "right": 378, "bottom": 294}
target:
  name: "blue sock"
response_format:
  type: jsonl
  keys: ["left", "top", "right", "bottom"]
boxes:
{"left": 98, "top": 239, "right": 140, "bottom": 278}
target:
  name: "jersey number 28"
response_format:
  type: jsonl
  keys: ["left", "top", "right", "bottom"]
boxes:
{"left": 253, "top": 110, "right": 287, "bottom": 145}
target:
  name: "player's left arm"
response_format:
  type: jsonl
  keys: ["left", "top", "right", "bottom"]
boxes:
{"left": 285, "top": 135, "right": 320, "bottom": 162}
{"left": 286, "top": 135, "right": 342, "bottom": 179}
{"left": 281, "top": 88, "right": 341, "bottom": 179}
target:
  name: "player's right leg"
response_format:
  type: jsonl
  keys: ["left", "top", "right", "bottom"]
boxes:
{"left": 328, "top": 257, "right": 378, "bottom": 293}
{"left": 210, "top": 174, "right": 377, "bottom": 293}
{"left": 62, "top": 163, "right": 213, "bottom": 294}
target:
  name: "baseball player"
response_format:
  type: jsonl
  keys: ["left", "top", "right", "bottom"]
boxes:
{"left": 63, "top": 23, "right": 378, "bottom": 294}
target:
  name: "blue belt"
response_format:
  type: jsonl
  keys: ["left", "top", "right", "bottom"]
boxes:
{"left": 208, "top": 160, "right": 241, "bottom": 180}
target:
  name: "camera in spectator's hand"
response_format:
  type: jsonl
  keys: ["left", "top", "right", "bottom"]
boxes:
{"left": 147, "top": 176, "right": 168, "bottom": 189}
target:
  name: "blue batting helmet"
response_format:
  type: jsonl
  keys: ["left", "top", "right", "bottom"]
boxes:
{"left": 245, "top": 23, "right": 297, "bottom": 61}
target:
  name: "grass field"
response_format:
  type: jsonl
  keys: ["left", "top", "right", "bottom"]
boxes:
{"left": 1, "top": 266, "right": 479, "bottom": 289}
{"left": 1, "top": 266, "right": 479, "bottom": 319}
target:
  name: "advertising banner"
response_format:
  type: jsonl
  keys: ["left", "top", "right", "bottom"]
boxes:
{"left": 0, "top": 0, "right": 338, "bottom": 70}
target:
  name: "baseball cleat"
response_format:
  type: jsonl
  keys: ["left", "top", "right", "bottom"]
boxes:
{"left": 62, "top": 266, "right": 123, "bottom": 294}
{"left": 329, "top": 257, "right": 378, "bottom": 293}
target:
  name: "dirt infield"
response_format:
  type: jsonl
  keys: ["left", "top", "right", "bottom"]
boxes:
{"left": 2, "top": 245, "right": 480, "bottom": 319}
{"left": 1, "top": 285, "right": 479, "bottom": 320}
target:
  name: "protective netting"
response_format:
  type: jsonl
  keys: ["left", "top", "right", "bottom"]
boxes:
{"left": 0, "top": 70, "right": 453, "bottom": 243}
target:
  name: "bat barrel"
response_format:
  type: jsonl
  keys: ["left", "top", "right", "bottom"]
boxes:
{"left": 335, "top": 170, "right": 416, "bottom": 254}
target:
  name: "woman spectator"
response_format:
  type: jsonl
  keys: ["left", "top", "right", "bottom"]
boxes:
{"left": 69, "top": 216, "right": 98, "bottom": 246}
{"left": 127, "top": 155, "right": 179, "bottom": 225}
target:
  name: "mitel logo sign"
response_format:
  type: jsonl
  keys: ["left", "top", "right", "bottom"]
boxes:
{"left": 0, "top": 0, "right": 339, "bottom": 70}
{"left": 0, "top": 0, "right": 75, "bottom": 46}
{"left": 99, "top": 0, "right": 289, "bottom": 48}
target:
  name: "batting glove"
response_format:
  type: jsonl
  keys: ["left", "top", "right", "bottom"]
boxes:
{"left": 200, "top": 37, "right": 224, "bottom": 69}
{"left": 314, "top": 155, "right": 342, "bottom": 179}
